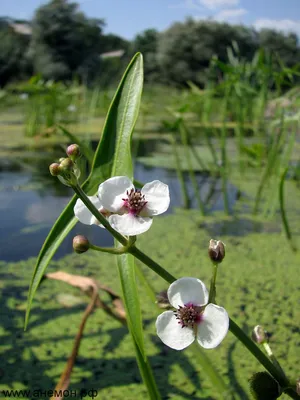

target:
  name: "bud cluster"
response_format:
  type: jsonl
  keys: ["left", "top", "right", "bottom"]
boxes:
{"left": 49, "top": 144, "right": 81, "bottom": 186}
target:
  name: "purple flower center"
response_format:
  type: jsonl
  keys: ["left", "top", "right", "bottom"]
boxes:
{"left": 174, "top": 302, "right": 204, "bottom": 328}
{"left": 122, "top": 188, "right": 147, "bottom": 215}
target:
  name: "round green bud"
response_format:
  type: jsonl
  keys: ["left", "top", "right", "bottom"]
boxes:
{"left": 59, "top": 157, "right": 74, "bottom": 172}
{"left": 249, "top": 372, "right": 281, "bottom": 400}
{"left": 73, "top": 235, "right": 90, "bottom": 254}
{"left": 208, "top": 239, "right": 225, "bottom": 263}
{"left": 49, "top": 163, "right": 61, "bottom": 176}
{"left": 66, "top": 144, "right": 80, "bottom": 161}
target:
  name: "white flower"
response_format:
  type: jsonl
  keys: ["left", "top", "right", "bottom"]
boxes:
{"left": 97, "top": 176, "right": 170, "bottom": 236}
{"left": 74, "top": 196, "right": 111, "bottom": 227}
{"left": 156, "top": 277, "right": 229, "bottom": 351}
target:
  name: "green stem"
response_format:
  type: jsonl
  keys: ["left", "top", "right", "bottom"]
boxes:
{"left": 72, "top": 183, "right": 128, "bottom": 246}
{"left": 279, "top": 168, "right": 297, "bottom": 252}
{"left": 208, "top": 264, "right": 218, "bottom": 304}
{"left": 263, "top": 342, "right": 288, "bottom": 381}
{"left": 133, "top": 339, "right": 162, "bottom": 400}
{"left": 128, "top": 245, "right": 176, "bottom": 284}
{"left": 220, "top": 94, "right": 230, "bottom": 216}
{"left": 169, "top": 135, "right": 190, "bottom": 209}
{"left": 179, "top": 121, "right": 205, "bottom": 215}
{"left": 89, "top": 244, "right": 128, "bottom": 254}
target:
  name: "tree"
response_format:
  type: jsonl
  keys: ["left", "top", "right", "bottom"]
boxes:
{"left": 258, "top": 29, "right": 300, "bottom": 68}
{"left": 131, "top": 29, "right": 160, "bottom": 81}
{"left": 156, "top": 19, "right": 258, "bottom": 86}
{"left": 0, "top": 20, "right": 31, "bottom": 86}
{"left": 29, "top": 0, "right": 105, "bottom": 80}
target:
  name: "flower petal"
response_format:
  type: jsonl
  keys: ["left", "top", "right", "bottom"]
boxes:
{"left": 156, "top": 310, "right": 195, "bottom": 350}
{"left": 74, "top": 196, "right": 102, "bottom": 225}
{"left": 108, "top": 214, "right": 153, "bottom": 236}
{"left": 196, "top": 304, "right": 229, "bottom": 349}
{"left": 141, "top": 180, "right": 170, "bottom": 216}
{"left": 168, "top": 277, "right": 209, "bottom": 308}
{"left": 98, "top": 176, "right": 134, "bottom": 212}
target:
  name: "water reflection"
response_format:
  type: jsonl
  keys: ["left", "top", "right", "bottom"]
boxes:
{"left": 0, "top": 161, "right": 238, "bottom": 262}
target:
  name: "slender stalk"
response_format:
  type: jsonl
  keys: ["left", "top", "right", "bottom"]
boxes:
{"left": 128, "top": 245, "right": 176, "bottom": 284}
{"left": 253, "top": 111, "right": 285, "bottom": 215}
{"left": 169, "top": 135, "right": 190, "bottom": 209}
{"left": 133, "top": 340, "right": 162, "bottom": 400}
{"left": 279, "top": 168, "right": 297, "bottom": 252}
{"left": 89, "top": 244, "right": 128, "bottom": 254}
{"left": 179, "top": 121, "right": 205, "bottom": 215}
{"left": 208, "top": 264, "right": 218, "bottom": 304}
{"left": 263, "top": 342, "right": 288, "bottom": 381}
{"left": 220, "top": 92, "right": 230, "bottom": 215}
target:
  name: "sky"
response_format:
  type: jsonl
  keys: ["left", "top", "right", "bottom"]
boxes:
{"left": 1, "top": 0, "right": 300, "bottom": 39}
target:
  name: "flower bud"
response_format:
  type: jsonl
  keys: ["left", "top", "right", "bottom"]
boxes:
{"left": 249, "top": 372, "right": 281, "bottom": 400}
{"left": 49, "top": 163, "right": 61, "bottom": 176}
{"left": 59, "top": 157, "right": 74, "bottom": 172}
{"left": 252, "top": 325, "right": 268, "bottom": 344}
{"left": 66, "top": 144, "right": 80, "bottom": 161}
{"left": 73, "top": 235, "right": 90, "bottom": 254}
{"left": 208, "top": 239, "right": 225, "bottom": 263}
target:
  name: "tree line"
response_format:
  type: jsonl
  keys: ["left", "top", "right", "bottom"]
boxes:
{"left": 1, "top": 0, "right": 300, "bottom": 87}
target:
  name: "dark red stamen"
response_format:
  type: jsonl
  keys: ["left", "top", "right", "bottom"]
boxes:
{"left": 122, "top": 189, "right": 147, "bottom": 215}
{"left": 174, "top": 303, "right": 204, "bottom": 328}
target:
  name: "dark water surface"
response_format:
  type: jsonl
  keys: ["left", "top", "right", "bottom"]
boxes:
{"left": 0, "top": 156, "right": 238, "bottom": 262}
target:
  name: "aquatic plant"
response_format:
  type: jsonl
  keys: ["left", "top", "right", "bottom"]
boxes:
{"left": 25, "top": 54, "right": 300, "bottom": 399}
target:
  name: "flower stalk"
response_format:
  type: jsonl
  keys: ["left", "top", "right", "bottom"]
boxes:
{"left": 208, "top": 264, "right": 218, "bottom": 304}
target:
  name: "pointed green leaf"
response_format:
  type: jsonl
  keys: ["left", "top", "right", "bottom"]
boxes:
{"left": 25, "top": 53, "right": 144, "bottom": 329}
{"left": 92, "top": 52, "right": 143, "bottom": 181}
{"left": 116, "top": 250, "right": 146, "bottom": 358}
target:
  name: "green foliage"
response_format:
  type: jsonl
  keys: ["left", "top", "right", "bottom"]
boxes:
{"left": 0, "top": 21, "right": 31, "bottom": 85}
{"left": 130, "top": 29, "right": 160, "bottom": 82}
{"left": 29, "top": 0, "right": 104, "bottom": 81}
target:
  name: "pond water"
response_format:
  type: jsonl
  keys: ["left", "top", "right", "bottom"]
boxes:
{"left": 0, "top": 150, "right": 239, "bottom": 262}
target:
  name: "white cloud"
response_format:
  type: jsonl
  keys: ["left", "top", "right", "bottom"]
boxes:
{"left": 169, "top": 0, "right": 203, "bottom": 11}
{"left": 254, "top": 19, "right": 300, "bottom": 35}
{"left": 169, "top": 0, "right": 239, "bottom": 11}
{"left": 215, "top": 8, "right": 248, "bottom": 21}
{"left": 199, "top": 0, "right": 240, "bottom": 10}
